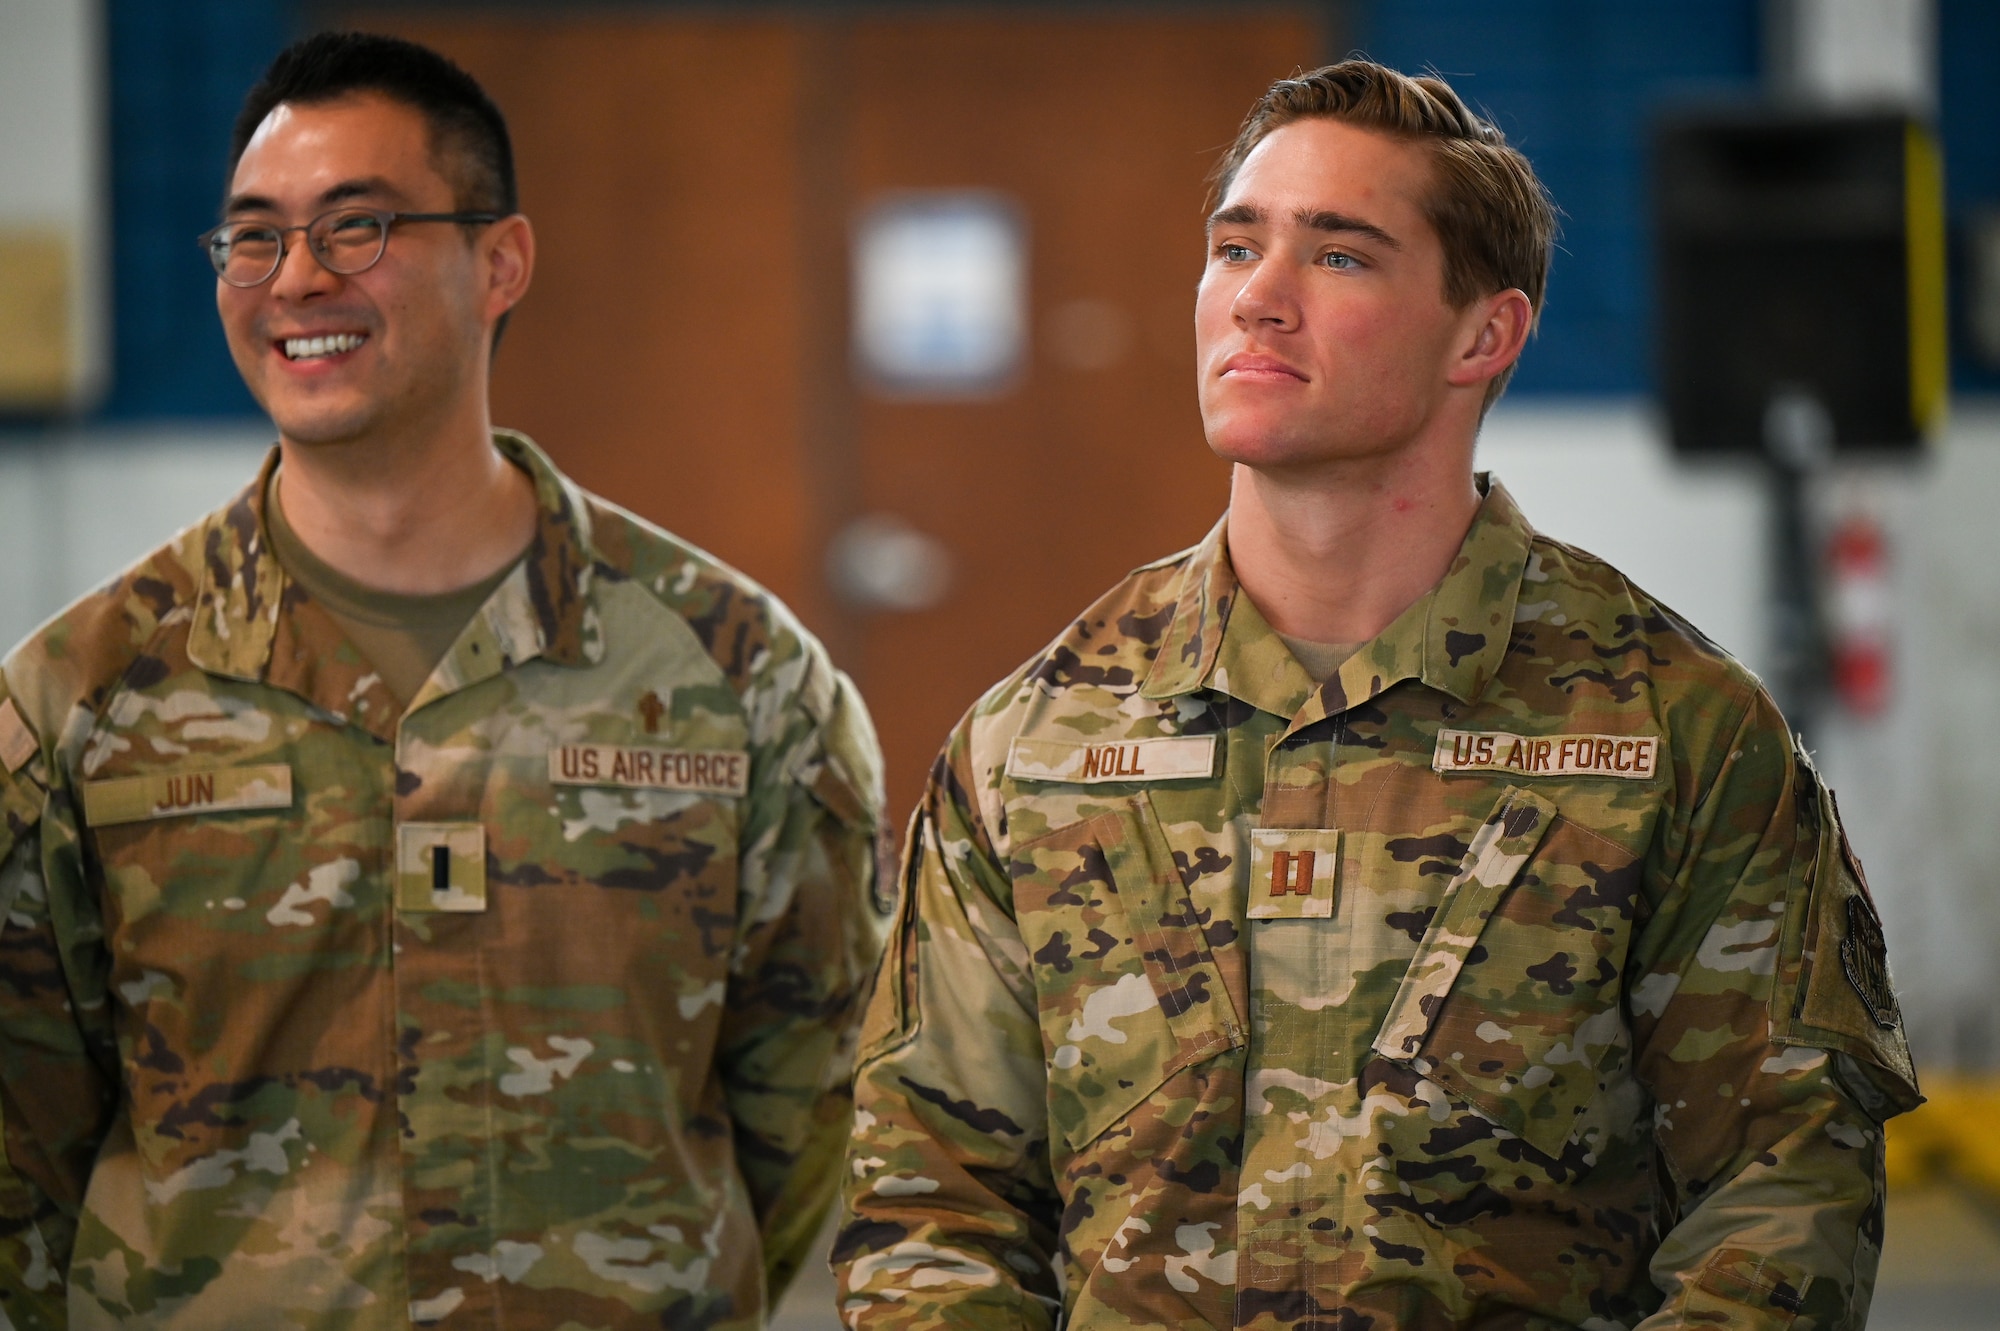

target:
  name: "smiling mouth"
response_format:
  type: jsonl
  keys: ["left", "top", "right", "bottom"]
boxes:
{"left": 282, "top": 333, "right": 367, "bottom": 361}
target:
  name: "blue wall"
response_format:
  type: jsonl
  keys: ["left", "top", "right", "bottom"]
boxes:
{"left": 86, "top": 1, "right": 2000, "bottom": 418}
{"left": 1352, "top": 0, "right": 1763, "bottom": 396}
{"left": 98, "top": 0, "right": 293, "bottom": 419}
{"left": 1356, "top": 0, "right": 2000, "bottom": 396}
{"left": 1939, "top": 0, "right": 2000, "bottom": 391}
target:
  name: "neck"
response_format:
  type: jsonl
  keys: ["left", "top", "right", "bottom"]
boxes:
{"left": 1225, "top": 440, "right": 1481, "bottom": 644}
{"left": 274, "top": 404, "right": 538, "bottom": 595}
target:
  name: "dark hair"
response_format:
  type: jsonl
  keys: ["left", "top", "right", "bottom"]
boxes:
{"left": 1213, "top": 60, "right": 1557, "bottom": 406}
{"left": 230, "top": 31, "right": 516, "bottom": 219}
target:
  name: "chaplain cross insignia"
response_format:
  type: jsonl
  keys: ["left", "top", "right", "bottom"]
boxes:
{"left": 638, "top": 690, "right": 666, "bottom": 734}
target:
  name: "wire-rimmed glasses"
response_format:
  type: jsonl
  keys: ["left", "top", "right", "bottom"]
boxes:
{"left": 199, "top": 207, "right": 502, "bottom": 288}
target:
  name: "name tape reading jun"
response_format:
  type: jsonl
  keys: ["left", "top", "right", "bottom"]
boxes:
{"left": 82, "top": 764, "right": 294, "bottom": 826}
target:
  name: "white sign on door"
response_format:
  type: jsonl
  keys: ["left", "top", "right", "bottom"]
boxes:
{"left": 853, "top": 191, "right": 1026, "bottom": 396}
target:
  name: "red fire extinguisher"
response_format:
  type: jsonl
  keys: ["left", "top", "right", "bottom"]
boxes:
{"left": 1823, "top": 510, "right": 1892, "bottom": 718}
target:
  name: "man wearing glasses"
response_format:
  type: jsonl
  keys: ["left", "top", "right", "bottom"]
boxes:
{"left": 0, "top": 31, "right": 883, "bottom": 1328}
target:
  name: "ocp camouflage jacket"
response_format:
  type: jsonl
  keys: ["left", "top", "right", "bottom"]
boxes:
{"left": 837, "top": 479, "right": 1919, "bottom": 1331}
{"left": 0, "top": 433, "right": 885, "bottom": 1329}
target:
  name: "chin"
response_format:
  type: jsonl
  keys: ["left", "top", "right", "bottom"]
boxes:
{"left": 1205, "top": 421, "right": 1330, "bottom": 470}
{"left": 1207, "top": 409, "right": 1430, "bottom": 475}
{"left": 269, "top": 406, "right": 376, "bottom": 449}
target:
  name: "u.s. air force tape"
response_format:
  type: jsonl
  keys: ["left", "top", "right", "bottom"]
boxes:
{"left": 1004, "top": 735, "right": 1216, "bottom": 784}
{"left": 549, "top": 744, "right": 749, "bottom": 797}
{"left": 1433, "top": 729, "right": 1660, "bottom": 780}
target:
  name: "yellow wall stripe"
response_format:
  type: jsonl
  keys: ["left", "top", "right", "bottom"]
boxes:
{"left": 1906, "top": 120, "right": 1950, "bottom": 438}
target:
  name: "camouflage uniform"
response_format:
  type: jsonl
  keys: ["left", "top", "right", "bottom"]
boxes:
{"left": 0, "top": 432, "right": 886, "bottom": 1329}
{"left": 838, "top": 479, "right": 1919, "bottom": 1331}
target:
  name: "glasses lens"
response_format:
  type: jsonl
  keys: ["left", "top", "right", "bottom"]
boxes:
{"left": 214, "top": 224, "right": 282, "bottom": 286}
{"left": 311, "top": 210, "right": 388, "bottom": 275}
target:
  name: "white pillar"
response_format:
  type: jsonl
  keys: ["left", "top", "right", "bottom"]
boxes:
{"left": 1767, "top": 0, "right": 1936, "bottom": 112}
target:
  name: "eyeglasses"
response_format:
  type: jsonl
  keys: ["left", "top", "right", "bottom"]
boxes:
{"left": 198, "top": 206, "right": 502, "bottom": 288}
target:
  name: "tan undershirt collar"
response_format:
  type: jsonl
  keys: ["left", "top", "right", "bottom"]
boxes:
{"left": 1277, "top": 633, "right": 1363, "bottom": 684}
{"left": 266, "top": 473, "right": 521, "bottom": 706}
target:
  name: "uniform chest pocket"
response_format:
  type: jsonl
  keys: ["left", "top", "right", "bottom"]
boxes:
{"left": 1011, "top": 793, "right": 1245, "bottom": 1153}
{"left": 1372, "top": 786, "right": 1643, "bottom": 1162}
{"left": 82, "top": 764, "right": 315, "bottom": 928}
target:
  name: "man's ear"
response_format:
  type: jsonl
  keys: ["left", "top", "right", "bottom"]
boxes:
{"left": 1445, "top": 287, "right": 1532, "bottom": 390}
{"left": 483, "top": 213, "right": 535, "bottom": 324}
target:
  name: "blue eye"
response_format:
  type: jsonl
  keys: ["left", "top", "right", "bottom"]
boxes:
{"left": 1220, "top": 244, "right": 1254, "bottom": 262}
{"left": 1324, "top": 251, "right": 1357, "bottom": 270}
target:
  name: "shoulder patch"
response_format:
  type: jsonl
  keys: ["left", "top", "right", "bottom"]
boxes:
{"left": 1773, "top": 777, "right": 1921, "bottom": 1116}
{"left": 1839, "top": 895, "right": 1897, "bottom": 1030}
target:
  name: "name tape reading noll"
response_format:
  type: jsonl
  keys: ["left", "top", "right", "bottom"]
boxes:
{"left": 1004, "top": 735, "right": 1216, "bottom": 785}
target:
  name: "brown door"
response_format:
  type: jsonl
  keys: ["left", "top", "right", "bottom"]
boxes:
{"left": 346, "top": 8, "right": 1319, "bottom": 816}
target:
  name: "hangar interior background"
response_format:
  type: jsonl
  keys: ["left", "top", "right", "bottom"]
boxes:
{"left": 2, "top": 3, "right": 1998, "bottom": 1325}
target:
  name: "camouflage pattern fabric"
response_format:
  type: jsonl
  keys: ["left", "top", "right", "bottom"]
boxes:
{"left": 0, "top": 432, "right": 886, "bottom": 1329}
{"left": 837, "top": 478, "right": 1919, "bottom": 1331}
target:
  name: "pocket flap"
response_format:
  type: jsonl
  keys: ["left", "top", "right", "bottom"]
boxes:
{"left": 1374, "top": 786, "right": 1557, "bottom": 1061}
{"left": 1681, "top": 1247, "right": 1810, "bottom": 1328}
{"left": 1014, "top": 794, "right": 1244, "bottom": 1152}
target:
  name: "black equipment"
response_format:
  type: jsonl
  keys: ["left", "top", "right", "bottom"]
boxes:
{"left": 1654, "top": 109, "right": 1947, "bottom": 458}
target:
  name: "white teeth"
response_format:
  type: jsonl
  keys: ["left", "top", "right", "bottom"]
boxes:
{"left": 283, "top": 333, "right": 365, "bottom": 360}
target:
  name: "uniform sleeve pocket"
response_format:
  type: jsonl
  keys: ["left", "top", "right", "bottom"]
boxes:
{"left": 855, "top": 807, "right": 925, "bottom": 1066}
{"left": 1680, "top": 1247, "right": 1810, "bottom": 1328}
{"left": 1011, "top": 794, "right": 1244, "bottom": 1153}
{"left": 1372, "top": 786, "right": 1643, "bottom": 1162}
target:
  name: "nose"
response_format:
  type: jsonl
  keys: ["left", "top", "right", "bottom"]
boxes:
{"left": 1230, "top": 255, "right": 1299, "bottom": 332}
{"left": 266, "top": 230, "right": 341, "bottom": 301}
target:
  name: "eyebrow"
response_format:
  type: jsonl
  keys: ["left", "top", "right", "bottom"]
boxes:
{"left": 224, "top": 176, "right": 407, "bottom": 216}
{"left": 1206, "top": 202, "right": 1403, "bottom": 251}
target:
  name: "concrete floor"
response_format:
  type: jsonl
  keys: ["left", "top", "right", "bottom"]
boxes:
{"left": 1870, "top": 1182, "right": 2000, "bottom": 1330}
{"left": 770, "top": 1216, "right": 841, "bottom": 1331}
{"left": 774, "top": 1182, "right": 2000, "bottom": 1328}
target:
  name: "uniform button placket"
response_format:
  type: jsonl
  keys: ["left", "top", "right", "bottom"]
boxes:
{"left": 388, "top": 721, "right": 495, "bottom": 1324}
{"left": 1238, "top": 719, "right": 1348, "bottom": 1319}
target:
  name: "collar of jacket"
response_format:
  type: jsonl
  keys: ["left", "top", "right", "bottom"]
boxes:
{"left": 185, "top": 430, "right": 600, "bottom": 737}
{"left": 1139, "top": 475, "right": 1534, "bottom": 722}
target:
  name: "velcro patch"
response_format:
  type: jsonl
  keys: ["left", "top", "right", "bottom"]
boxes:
{"left": 1840, "top": 895, "right": 1899, "bottom": 1030}
{"left": 396, "top": 822, "right": 487, "bottom": 913}
{"left": 1004, "top": 735, "right": 1215, "bottom": 785}
{"left": 549, "top": 744, "right": 748, "bottom": 797}
{"left": 82, "top": 764, "right": 293, "bottom": 826}
{"left": 1247, "top": 828, "right": 1340, "bottom": 919}
{"left": 1434, "top": 729, "right": 1659, "bottom": 780}
{"left": 0, "top": 699, "right": 33, "bottom": 774}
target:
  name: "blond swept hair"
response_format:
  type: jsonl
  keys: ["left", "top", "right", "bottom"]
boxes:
{"left": 1213, "top": 60, "right": 1558, "bottom": 404}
